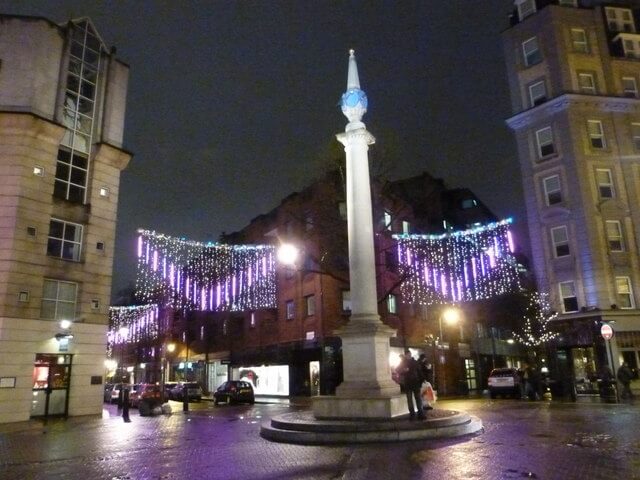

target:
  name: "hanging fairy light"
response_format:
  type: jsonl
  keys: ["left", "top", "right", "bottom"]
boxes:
{"left": 393, "top": 219, "right": 521, "bottom": 305}
{"left": 107, "top": 304, "right": 160, "bottom": 357}
{"left": 135, "top": 229, "right": 277, "bottom": 312}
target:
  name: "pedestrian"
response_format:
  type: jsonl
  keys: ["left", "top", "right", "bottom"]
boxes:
{"left": 617, "top": 362, "right": 635, "bottom": 399}
{"left": 523, "top": 363, "right": 540, "bottom": 400}
{"left": 397, "top": 349, "right": 425, "bottom": 420}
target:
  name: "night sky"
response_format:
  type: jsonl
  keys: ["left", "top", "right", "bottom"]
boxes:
{"left": 0, "top": 1, "right": 524, "bottom": 300}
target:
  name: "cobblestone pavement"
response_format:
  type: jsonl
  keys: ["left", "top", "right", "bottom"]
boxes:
{"left": 0, "top": 398, "right": 638, "bottom": 480}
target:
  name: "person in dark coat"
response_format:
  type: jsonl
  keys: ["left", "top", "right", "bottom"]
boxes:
{"left": 397, "top": 350, "right": 425, "bottom": 420}
{"left": 418, "top": 353, "right": 434, "bottom": 410}
{"left": 617, "top": 362, "right": 635, "bottom": 399}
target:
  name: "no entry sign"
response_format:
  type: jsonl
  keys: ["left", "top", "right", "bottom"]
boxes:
{"left": 600, "top": 323, "right": 614, "bottom": 340}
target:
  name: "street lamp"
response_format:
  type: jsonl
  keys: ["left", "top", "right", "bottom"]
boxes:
{"left": 277, "top": 243, "right": 299, "bottom": 266}
{"left": 118, "top": 327, "right": 129, "bottom": 383}
{"left": 438, "top": 307, "right": 461, "bottom": 397}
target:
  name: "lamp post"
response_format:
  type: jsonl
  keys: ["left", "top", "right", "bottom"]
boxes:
{"left": 438, "top": 307, "right": 460, "bottom": 397}
{"left": 117, "top": 326, "right": 129, "bottom": 409}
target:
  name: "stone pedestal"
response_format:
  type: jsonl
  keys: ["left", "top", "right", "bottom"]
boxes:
{"left": 312, "top": 319, "right": 407, "bottom": 419}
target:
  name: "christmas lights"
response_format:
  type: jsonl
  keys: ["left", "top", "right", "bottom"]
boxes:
{"left": 394, "top": 219, "right": 521, "bottom": 305}
{"left": 135, "top": 229, "right": 277, "bottom": 312}
{"left": 106, "top": 304, "right": 160, "bottom": 356}
{"left": 512, "top": 292, "right": 559, "bottom": 347}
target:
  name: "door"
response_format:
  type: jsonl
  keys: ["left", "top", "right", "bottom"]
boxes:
{"left": 31, "top": 354, "right": 72, "bottom": 417}
{"left": 309, "top": 361, "right": 320, "bottom": 396}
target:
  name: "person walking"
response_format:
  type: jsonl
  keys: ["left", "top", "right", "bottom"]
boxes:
{"left": 617, "top": 362, "right": 634, "bottom": 400}
{"left": 397, "top": 350, "right": 425, "bottom": 420}
{"left": 418, "top": 353, "right": 435, "bottom": 411}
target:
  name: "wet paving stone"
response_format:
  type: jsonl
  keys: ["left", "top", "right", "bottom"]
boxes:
{"left": 0, "top": 399, "right": 638, "bottom": 479}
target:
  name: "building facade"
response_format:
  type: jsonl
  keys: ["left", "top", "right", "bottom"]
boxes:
{"left": 503, "top": 0, "right": 640, "bottom": 396}
{"left": 167, "top": 170, "right": 521, "bottom": 398}
{"left": 0, "top": 15, "right": 130, "bottom": 422}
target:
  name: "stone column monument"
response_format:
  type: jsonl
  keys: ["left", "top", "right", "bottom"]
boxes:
{"left": 312, "top": 50, "right": 406, "bottom": 419}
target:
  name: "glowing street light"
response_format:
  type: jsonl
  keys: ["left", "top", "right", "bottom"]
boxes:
{"left": 59, "top": 319, "right": 72, "bottom": 329}
{"left": 277, "top": 243, "right": 299, "bottom": 266}
{"left": 438, "top": 306, "right": 461, "bottom": 397}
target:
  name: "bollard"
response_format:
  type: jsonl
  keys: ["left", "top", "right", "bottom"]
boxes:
{"left": 183, "top": 384, "right": 189, "bottom": 412}
{"left": 122, "top": 387, "right": 131, "bottom": 422}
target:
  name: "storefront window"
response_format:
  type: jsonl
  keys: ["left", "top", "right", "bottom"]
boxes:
{"left": 232, "top": 365, "right": 289, "bottom": 396}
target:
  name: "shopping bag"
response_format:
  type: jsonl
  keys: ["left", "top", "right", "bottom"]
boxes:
{"left": 421, "top": 382, "right": 436, "bottom": 403}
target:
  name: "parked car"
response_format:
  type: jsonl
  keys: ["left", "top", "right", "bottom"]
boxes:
{"left": 104, "top": 383, "right": 130, "bottom": 404}
{"left": 163, "top": 382, "right": 178, "bottom": 400}
{"left": 213, "top": 380, "right": 255, "bottom": 405}
{"left": 488, "top": 368, "right": 522, "bottom": 399}
{"left": 130, "top": 384, "right": 162, "bottom": 408}
{"left": 170, "top": 382, "right": 203, "bottom": 402}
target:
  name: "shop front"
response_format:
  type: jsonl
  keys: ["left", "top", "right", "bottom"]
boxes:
{"left": 31, "top": 353, "right": 73, "bottom": 418}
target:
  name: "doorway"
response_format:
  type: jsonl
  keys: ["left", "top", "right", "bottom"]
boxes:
{"left": 31, "top": 354, "right": 73, "bottom": 418}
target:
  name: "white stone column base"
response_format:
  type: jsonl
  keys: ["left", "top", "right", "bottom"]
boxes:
{"left": 312, "top": 394, "right": 408, "bottom": 419}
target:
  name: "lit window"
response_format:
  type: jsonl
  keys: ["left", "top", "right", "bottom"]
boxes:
{"left": 596, "top": 169, "right": 614, "bottom": 199}
{"left": 615, "top": 276, "right": 634, "bottom": 309}
{"left": 41, "top": 279, "right": 77, "bottom": 321}
{"left": 383, "top": 211, "right": 392, "bottom": 231}
{"left": 522, "top": 37, "right": 541, "bottom": 66}
{"left": 286, "top": 300, "right": 295, "bottom": 320}
{"left": 402, "top": 221, "right": 410, "bottom": 234}
{"left": 250, "top": 312, "right": 256, "bottom": 328}
{"left": 47, "top": 219, "right": 83, "bottom": 261}
{"left": 341, "top": 290, "right": 351, "bottom": 312}
{"left": 306, "top": 295, "right": 315, "bottom": 316}
{"left": 622, "top": 77, "right": 638, "bottom": 98}
{"left": 606, "top": 220, "right": 624, "bottom": 252}
{"left": 461, "top": 199, "right": 478, "bottom": 209}
{"left": 587, "top": 120, "right": 606, "bottom": 149}
{"left": 200, "top": 325, "right": 205, "bottom": 340}
{"left": 632, "top": 123, "right": 640, "bottom": 150}
{"left": 605, "top": 7, "right": 635, "bottom": 33}
{"left": 578, "top": 72, "right": 596, "bottom": 94}
{"left": 543, "top": 175, "right": 562, "bottom": 205}
{"left": 99, "top": 187, "right": 110, "bottom": 198}
{"left": 529, "top": 80, "right": 547, "bottom": 106}
{"left": 571, "top": 29, "right": 588, "bottom": 53}
{"left": 551, "top": 226, "right": 570, "bottom": 258}
{"left": 559, "top": 281, "right": 579, "bottom": 313}
{"left": 222, "top": 319, "right": 228, "bottom": 336}
{"left": 517, "top": 0, "right": 537, "bottom": 21}
{"left": 387, "top": 294, "right": 397, "bottom": 314}
{"left": 535, "top": 127, "right": 555, "bottom": 158}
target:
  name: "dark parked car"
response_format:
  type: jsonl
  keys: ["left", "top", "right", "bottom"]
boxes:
{"left": 214, "top": 380, "right": 255, "bottom": 405}
{"left": 488, "top": 368, "right": 522, "bottom": 399}
{"left": 170, "top": 382, "right": 203, "bottom": 402}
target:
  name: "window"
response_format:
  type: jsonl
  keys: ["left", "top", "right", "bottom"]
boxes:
{"left": 387, "top": 294, "right": 397, "bottom": 314}
{"left": 551, "top": 226, "right": 570, "bottom": 258}
{"left": 606, "top": 220, "right": 624, "bottom": 252}
{"left": 402, "top": 220, "right": 410, "bottom": 234}
{"left": 605, "top": 7, "right": 635, "bottom": 33}
{"left": 41, "top": 279, "right": 77, "bottom": 321}
{"left": 535, "top": 127, "right": 555, "bottom": 158}
{"left": 383, "top": 211, "right": 392, "bottom": 231}
{"left": 517, "top": 0, "right": 536, "bottom": 21}
{"left": 306, "top": 295, "right": 315, "bottom": 316}
{"left": 222, "top": 319, "right": 228, "bottom": 336}
{"left": 587, "top": 120, "right": 605, "bottom": 149}
{"left": 578, "top": 72, "right": 596, "bottom": 94}
{"left": 285, "top": 300, "right": 295, "bottom": 320}
{"left": 559, "top": 281, "right": 579, "bottom": 313}
{"left": 522, "top": 37, "right": 541, "bottom": 66}
{"left": 304, "top": 211, "right": 313, "bottom": 231}
{"left": 529, "top": 80, "right": 547, "bottom": 106}
{"left": 47, "top": 219, "right": 83, "bottom": 261}
{"left": 596, "top": 169, "right": 614, "bottom": 199}
{"left": 250, "top": 312, "right": 256, "bottom": 328}
{"left": 54, "top": 148, "right": 88, "bottom": 203}
{"left": 559, "top": 0, "right": 577, "bottom": 6}
{"left": 622, "top": 77, "right": 638, "bottom": 98}
{"left": 615, "top": 277, "right": 634, "bottom": 309}
{"left": 543, "top": 175, "right": 562, "bottom": 205}
{"left": 632, "top": 123, "right": 640, "bottom": 150}
{"left": 571, "top": 29, "right": 588, "bottom": 53}
{"left": 461, "top": 199, "right": 478, "bottom": 209}
{"left": 341, "top": 290, "right": 351, "bottom": 312}
{"left": 621, "top": 37, "right": 640, "bottom": 59}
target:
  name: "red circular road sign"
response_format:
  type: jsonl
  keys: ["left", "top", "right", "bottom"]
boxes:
{"left": 601, "top": 324, "right": 614, "bottom": 340}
